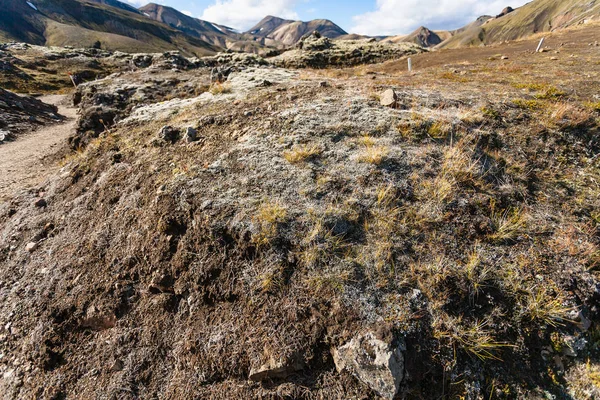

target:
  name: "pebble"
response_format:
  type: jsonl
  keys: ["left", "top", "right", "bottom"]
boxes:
{"left": 25, "top": 242, "right": 38, "bottom": 253}
{"left": 34, "top": 198, "right": 47, "bottom": 208}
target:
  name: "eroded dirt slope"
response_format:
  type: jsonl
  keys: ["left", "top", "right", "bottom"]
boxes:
{"left": 0, "top": 24, "right": 599, "bottom": 400}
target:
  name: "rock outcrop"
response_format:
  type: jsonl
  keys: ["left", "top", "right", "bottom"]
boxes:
{"left": 272, "top": 32, "right": 424, "bottom": 68}
{"left": 0, "top": 89, "right": 60, "bottom": 142}
{"left": 333, "top": 332, "right": 406, "bottom": 399}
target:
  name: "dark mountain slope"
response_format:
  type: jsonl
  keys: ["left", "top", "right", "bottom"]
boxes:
{"left": 0, "top": 0, "right": 219, "bottom": 56}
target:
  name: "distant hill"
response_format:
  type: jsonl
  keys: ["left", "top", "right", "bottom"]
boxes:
{"left": 247, "top": 15, "right": 347, "bottom": 46}
{"left": 383, "top": 26, "right": 447, "bottom": 47}
{"left": 0, "top": 0, "right": 219, "bottom": 56}
{"left": 139, "top": 3, "right": 274, "bottom": 53}
{"left": 439, "top": 0, "right": 600, "bottom": 48}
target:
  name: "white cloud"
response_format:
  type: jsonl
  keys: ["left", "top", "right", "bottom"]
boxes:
{"left": 351, "top": 0, "right": 531, "bottom": 36}
{"left": 201, "top": 0, "right": 299, "bottom": 31}
{"left": 182, "top": 10, "right": 193, "bottom": 16}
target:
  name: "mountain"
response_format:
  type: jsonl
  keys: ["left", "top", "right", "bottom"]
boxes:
{"left": 0, "top": 0, "right": 219, "bottom": 56}
{"left": 451, "top": 15, "right": 493, "bottom": 35}
{"left": 439, "top": 0, "right": 600, "bottom": 48}
{"left": 247, "top": 15, "right": 347, "bottom": 46}
{"left": 138, "top": 3, "right": 272, "bottom": 53}
{"left": 383, "top": 26, "right": 447, "bottom": 47}
{"left": 89, "top": 0, "right": 141, "bottom": 14}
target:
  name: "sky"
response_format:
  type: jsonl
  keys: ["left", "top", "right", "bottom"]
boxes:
{"left": 126, "top": 0, "right": 532, "bottom": 35}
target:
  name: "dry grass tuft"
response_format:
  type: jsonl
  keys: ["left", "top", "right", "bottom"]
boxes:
{"left": 547, "top": 102, "right": 594, "bottom": 130}
{"left": 428, "top": 120, "right": 452, "bottom": 139}
{"left": 520, "top": 286, "right": 574, "bottom": 327}
{"left": 512, "top": 98, "right": 544, "bottom": 110}
{"left": 488, "top": 206, "right": 527, "bottom": 242}
{"left": 357, "top": 146, "right": 389, "bottom": 165}
{"left": 253, "top": 201, "right": 288, "bottom": 246}
{"left": 355, "top": 135, "right": 389, "bottom": 165}
{"left": 434, "top": 315, "right": 512, "bottom": 361}
{"left": 283, "top": 144, "right": 322, "bottom": 164}
{"left": 209, "top": 83, "right": 232, "bottom": 95}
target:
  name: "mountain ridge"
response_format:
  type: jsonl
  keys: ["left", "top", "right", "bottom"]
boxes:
{"left": 246, "top": 15, "right": 348, "bottom": 46}
{"left": 0, "top": 0, "right": 220, "bottom": 55}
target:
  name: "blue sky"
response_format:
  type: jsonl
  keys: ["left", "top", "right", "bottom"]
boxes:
{"left": 128, "top": 0, "right": 531, "bottom": 36}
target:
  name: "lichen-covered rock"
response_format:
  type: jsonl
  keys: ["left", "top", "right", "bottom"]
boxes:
{"left": 272, "top": 39, "right": 424, "bottom": 69}
{"left": 333, "top": 332, "right": 405, "bottom": 399}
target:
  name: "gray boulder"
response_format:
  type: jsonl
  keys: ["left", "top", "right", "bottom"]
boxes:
{"left": 333, "top": 332, "right": 405, "bottom": 399}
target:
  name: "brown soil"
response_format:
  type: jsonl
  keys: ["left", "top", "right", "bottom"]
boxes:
{"left": 0, "top": 95, "right": 75, "bottom": 202}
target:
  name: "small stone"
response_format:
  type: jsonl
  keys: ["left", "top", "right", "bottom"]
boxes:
{"left": 319, "top": 81, "right": 329, "bottom": 87}
{"left": 243, "top": 110, "right": 253, "bottom": 117}
{"left": 183, "top": 127, "right": 197, "bottom": 143}
{"left": 0, "top": 130, "right": 7, "bottom": 142}
{"left": 249, "top": 354, "right": 303, "bottom": 381}
{"left": 261, "top": 80, "right": 272, "bottom": 87}
{"left": 501, "top": 56, "right": 509, "bottom": 60}
{"left": 380, "top": 89, "right": 398, "bottom": 108}
{"left": 158, "top": 125, "right": 179, "bottom": 143}
{"left": 34, "top": 198, "right": 47, "bottom": 208}
{"left": 550, "top": 57, "right": 559, "bottom": 60}
{"left": 200, "top": 115, "right": 215, "bottom": 126}
{"left": 110, "top": 359, "right": 124, "bottom": 372}
{"left": 26, "top": 242, "right": 38, "bottom": 253}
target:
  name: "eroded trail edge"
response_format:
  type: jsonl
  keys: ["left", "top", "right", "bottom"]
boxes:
{"left": 0, "top": 95, "right": 76, "bottom": 201}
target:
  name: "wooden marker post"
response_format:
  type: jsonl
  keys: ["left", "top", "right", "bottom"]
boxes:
{"left": 68, "top": 73, "right": 77, "bottom": 88}
{"left": 536, "top": 37, "right": 545, "bottom": 53}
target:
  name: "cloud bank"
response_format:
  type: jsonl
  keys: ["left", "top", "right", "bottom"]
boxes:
{"left": 351, "top": 0, "right": 530, "bottom": 36}
{"left": 201, "top": 0, "right": 299, "bottom": 31}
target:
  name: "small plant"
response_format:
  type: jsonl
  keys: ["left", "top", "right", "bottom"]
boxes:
{"left": 357, "top": 145, "right": 389, "bottom": 165}
{"left": 548, "top": 102, "right": 594, "bottom": 130}
{"left": 356, "top": 135, "right": 376, "bottom": 147}
{"left": 480, "top": 106, "right": 501, "bottom": 120}
{"left": 512, "top": 99, "right": 543, "bottom": 110}
{"left": 428, "top": 120, "right": 451, "bottom": 139}
{"left": 512, "top": 82, "right": 546, "bottom": 91}
{"left": 441, "top": 143, "right": 478, "bottom": 184}
{"left": 535, "top": 86, "right": 567, "bottom": 100}
{"left": 458, "top": 109, "right": 484, "bottom": 126}
{"left": 253, "top": 201, "right": 288, "bottom": 246}
{"left": 434, "top": 316, "right": 512, "bottom": 361}
{"left": 209, "top": 83, "right": 232, "bottom": 95}
{"left": 584, "top": 101, "right": 600, "bottom": 112}
{"left": 440, "top": 71, "right": 469, "bottom": 83}
{"left": 488, "top": 206, "right": 527, "bottom": 242}
{"left": 355, "top": 133, "right": 389, "bottom": 165}
{"left": 520, "top": 286, "right": 574, "bottom": 327}
{"left": 283, "top": 144, "right": 321, "bottom": 164}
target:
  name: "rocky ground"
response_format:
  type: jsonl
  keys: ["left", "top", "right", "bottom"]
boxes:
{"left": 0, "top": 24, "right": 599, "bottom": 400}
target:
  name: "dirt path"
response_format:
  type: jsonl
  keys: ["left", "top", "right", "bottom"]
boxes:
{"left": 0, "top": 94, "right": 76, "bottom": 202}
